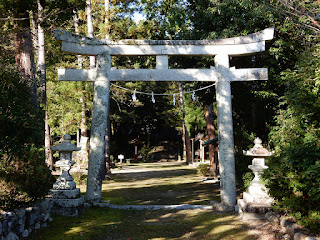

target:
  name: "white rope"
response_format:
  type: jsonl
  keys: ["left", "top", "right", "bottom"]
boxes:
{"left": 110, "top": 83, "right": 216, "bottom": 96}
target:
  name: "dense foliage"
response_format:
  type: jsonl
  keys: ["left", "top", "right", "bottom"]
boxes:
{"left": 265, "top": 44, "right": 320, "bottom": 232}
{"left": 0, "top": 34, "right": 53, "bottom": 210}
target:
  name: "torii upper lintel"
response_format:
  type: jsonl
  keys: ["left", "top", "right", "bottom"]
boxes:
{"left": 54, "top": 28, "right": 274, "bottom": 56}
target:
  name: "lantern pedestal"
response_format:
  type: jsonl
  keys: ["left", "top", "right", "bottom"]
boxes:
{"left": 238, "top": 138, "right": 274, "bottom": 220}
{"left": 47, "top": 134, "right": 85, "bottom": 217}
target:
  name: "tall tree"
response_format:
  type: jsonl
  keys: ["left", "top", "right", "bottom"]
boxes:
{"left": 86, "top": 0, "right": 96, "bottom": 68}
{"left": 73, "top": 9, "right": 89, "bottom": 165}
{"left": 37, "top": 0, "right": 53, "bottom": 169}
{"left": 178, "top": 82, "right": 192, "bottom": 164}
{"left": 204, "top": 104, "right": 218, "bottom": 176}
{"left": 11, "top": 4, "right": 38, "bottom": 108}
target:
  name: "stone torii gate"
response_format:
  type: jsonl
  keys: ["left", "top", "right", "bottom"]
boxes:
{"left": 54, "top": 28, "right": 274, "bottom": 207}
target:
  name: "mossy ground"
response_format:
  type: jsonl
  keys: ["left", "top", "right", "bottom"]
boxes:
{"left": 29, "top": 162, "right": 256, "bottom": 240}
{"left": 98, "top": 162, "right": 220, "bottom": 205}
{"left": 29, "top": 208, "right": 254, "bottom": 240}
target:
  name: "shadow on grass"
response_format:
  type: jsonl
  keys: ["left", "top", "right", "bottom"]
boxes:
{"left": 101, "top": 167, "right": 220, "bottom": 205}
{"left": 29, "top": 207, "right": 255, "bottom": 240}
{"left": 101, "top": 181, "right": 220, "bottom": 205}
{"left": 111, "top": 168, "right": 196, "bottom": 182}
{"left": 30, "top": 162, "right": 252, "bottom": 239}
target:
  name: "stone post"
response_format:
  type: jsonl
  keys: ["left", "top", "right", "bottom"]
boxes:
{"left": 48, "top": 134, "right": 84, "bottom": 216}
{"left": 118, "top": 154, "right": 124, "bottom": 164}
{"left": 238, "top": 137, "right": 274, "bottom": 219}
{"left": 86, "top": 52, "right": 111, "bottom": 203}
{"left": 214, "top": 55, "right": 237, "bottom": 207}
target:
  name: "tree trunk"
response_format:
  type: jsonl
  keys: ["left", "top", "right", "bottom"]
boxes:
{"left": 73, "top": 11, "right": 84, "bottom": 68}
{"left": 30, "top": 11, "right": 38, "bottom": 62}
{"left": 204, "top": 104, "right": 218, "bottom": 177}
{"left": 37, "top": 0, "right": 53, "bottom": 169}
{"left": 178, "top": 82, "right": 192, "bottom": 164}
{"left": 74, "top": 10, "right": 89, "bottom": 165}
{"left": 105, "top": 0, "right": 110, "bottom": 39}
{"left": 14, "top": 13, "right": 37, "bottom": 108}
{"left": 86, "top": 0, "right": 96, "bottom": 68}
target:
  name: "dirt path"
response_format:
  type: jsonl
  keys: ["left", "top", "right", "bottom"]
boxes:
{"left": 104, "top": 161, "right": 284, "bottom": 239}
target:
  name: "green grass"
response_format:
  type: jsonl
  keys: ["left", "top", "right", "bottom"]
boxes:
{"left": 29, "top": 207, "right": 255, "bottom": 240}
{"left": 29, "top": 162, "right": 255, "bottom": 240}
{"left": 97, "top": 163, "right": 220, "bottom": 205}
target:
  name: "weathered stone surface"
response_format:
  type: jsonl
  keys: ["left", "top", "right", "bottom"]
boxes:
{"left": 280, "top": 219, "right": 317, "bottom": 240}
{"left": 50, "top": 207, "right": 83, "bottom": 217}
{"left": 86, "top": 52, "right": 111, "bottom": 203}
{"left": 265, "top": 212, "right": 280, "bottom": 225}
{"left": 49, "top": 188, "right": 80, "bottom": 199}
{"left": 294, "top": 233, "right": 316, "bottom": 240}
{"left": 4, "top": 232, "right": 19, "bottom": 240}
{"left": 210, "top": 201, "right": 235, "bottom": 212}
{"left": 51, "top": 134, "right": 80, "bottom": 191}
{"left": 34, "top": 223, "right": 40, "bottom": 230}
{"left": 49, "top": 135, "right": 85, "bottom": 217}
{"left": 0, "top": 200, "right": 52, "bottom": 239}
{"left": 238, "top": 199, "right": 271, "bottom": 220}
{"left": 22, "top": 229, "right": 29, "bottom": 238}
{"left": 50, "top": 196, "right": 84, "bottom": 208}
{"left": 55, "top": 28, "right": 274, "bottom": 46}
{"left": 238, "top": 138, "right": 274, "bottom": 220}
{"left": 56, "top": 28, "right": 274, "bottom": 208}
{"left": 53, "top": 180, "right": 76, "bottom": 190}
{"left": 40, "top": 199, "right": 50, "bottom": 211}
{"left": 49, "top": 196, "right": 85, "bottom": 217}
{"left": 12, "top": 214, "right": 24, "bottom": 236}
{"left": 215, "top": 54, "right": 237, "bottom": 207}
{"left": 58, "top": 68, "right": 268, "bottom": 82}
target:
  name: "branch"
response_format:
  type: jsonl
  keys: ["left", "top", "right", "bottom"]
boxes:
{"left": 277, "top": 0, "right": 320, "bottom": 29}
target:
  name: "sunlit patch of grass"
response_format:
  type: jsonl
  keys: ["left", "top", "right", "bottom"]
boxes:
{"left": 30, "top": 208, "right": 254, "bottom": 240}
{"left": 96, "top": 163, "right": 220, "bottom": 205}
{"left": 30, "top": 162, "right": 255, "bottom": 239}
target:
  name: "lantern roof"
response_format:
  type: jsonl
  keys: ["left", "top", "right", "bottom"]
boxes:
{"left": 51, "top": 134, "right": 81, "bottom": 152}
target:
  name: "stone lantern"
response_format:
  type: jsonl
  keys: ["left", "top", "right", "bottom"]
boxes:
{"left": 238, "top": 137, "right": 274, "bottom": 220}
{"left": 48, "top": 134, "right": 84, "bottom": 216}
{"left": 51, "top": 134, "right": 81, "bottom": 190}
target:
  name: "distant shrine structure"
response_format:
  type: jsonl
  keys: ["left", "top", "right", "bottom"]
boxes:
{"left": 54, "top": 28, "right": 274, "bottom": 207}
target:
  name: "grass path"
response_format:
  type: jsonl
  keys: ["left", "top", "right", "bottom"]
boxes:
{"left": 97, "top": 162, "right": 220, "bottom": 205}
{"left": 29, "top": 161, "right": 276, "bottom": 240}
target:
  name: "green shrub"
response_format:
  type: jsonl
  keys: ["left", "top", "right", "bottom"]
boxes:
{"left": 197, "top": 164, "right": 212, "bottom": 176}
{"left": 265, "top": 44, "right": 320, "bottom": 233}
{"left": 0, "top": 42, "right": 53, "bottom": 210}
{"left": 0, "top": 145, "right": 53, "bottom": 210}
{"left": 71, "top": 172, "right": 87, "bottom": 186}
{"left": 264, "top": 144, "right": 320, "bottom": 233}
{"left": 242, "top": 171, "right": 254, "bottom": 190}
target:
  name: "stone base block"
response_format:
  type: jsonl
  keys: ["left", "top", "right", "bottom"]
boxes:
{"left": 50, "top": 206, "right": 84, "bottom": 217}
{"left": 53, "top": 181, "right": 76, "bottom": 190}
{"left": 243, "top": 192, "right": 273, "bottom": 205}
{"left": 48, "top": 196, "right": 85, "bottom": 217}
{"left": 49, "top": 188, "right": 80, "bottom": 199}
{"left": 210, "top": 201, "right": 235, "bottom": 212}
{"left": 238, "top": 199, "right": 273, "bottom": 220}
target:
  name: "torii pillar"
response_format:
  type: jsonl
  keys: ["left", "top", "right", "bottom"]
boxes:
{"left": 86, "top": 53, "right": 111, "bottom": 202}
{"left": 54, "top": 28, "right": 274, "bottom": 206}
{"left": 215, "top": 54, "right": 237, "bottom": 206}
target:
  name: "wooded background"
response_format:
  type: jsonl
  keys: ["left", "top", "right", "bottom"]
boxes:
{"left": 0, "top": 0, "right": 319, "bottom": 233}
